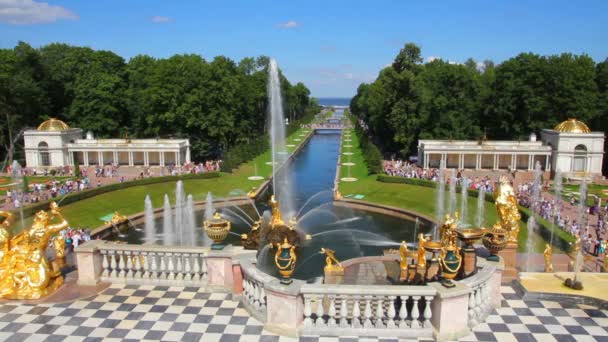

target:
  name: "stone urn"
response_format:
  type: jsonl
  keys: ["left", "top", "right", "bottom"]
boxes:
{"left": 204, "top": 212, "right": 231, "bottom": 250}
{"left": 482, "top": 225, "right": 508, "bottom": 261}
{"left": 440, "top": 244, "right": 462, "bottom": 288}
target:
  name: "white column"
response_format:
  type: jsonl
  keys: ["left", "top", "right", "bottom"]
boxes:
{"left": 144, "top": 152, "right": 149, "bottom": 167}
{"left": 511, "top": 154, "right": 516, "bottom": 169}
{"left": 493, "top": 154, "right": 498, "bottom": 170}
{"left": 545, "top": 155, "right": 550, "bottom": 171}
{"left": 175, "top": 151, "right": 180, "bottom": 166}
{"left": 160, "top": 152, "right": 165, "bottom": 167}
{"left": 527, "top": 155, "right": 532, "bottom": 170}
{"left": 113, "top": 152, "right": 118, "bottom": 165}
{"left": 128, "top": 151, "right": 134, "bottom": 167}
{"left": 458, "top": 154, "right": 464, "bottom": 169}
{"left": 475, "top": 154, "right": 480, "bottom": 170}
{"left": 98, "top": 151, "right": 103, "bottom": 166}
{"left": 84, "top": 151, "right": 89, "bottom": 166}
{"left": 185, "top": 147, "right": 191, "bottom": 163}
{"left": 441, "top": 153, "right": 447, "bottom": 168}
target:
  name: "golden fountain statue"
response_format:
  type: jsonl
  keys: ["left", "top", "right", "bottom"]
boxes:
{"left": 320, "top": 248, "right": 343, "bottom": 272}
{"left": 0, "top": 202, "right": 69, "bottom": 300}
{"left": 440, "top": 213, "right": 459, "bottom": 247}
{"left": 417, "top": 233, "right": 427, "bottom": 268}
{"left": 494, "top": 176, "right": 521, "bottom": 243}
{"left": 265, "top": 195, "right": 300, "bottom": 247}
{"left": 269, "top": 195, "right": 284, "bottom": 226}
{"left": 0, "top": 211, "right": 15, "bottom": 262}
{"left": 543, "top": 243, "right": 554, "bottom": 273}
{"left": 106, "top": 211, "right": 127, "bottom": 225}
{"left": 399, "top": 241, "right": 408, "bottom": 270}
{"left": 273, "top": 238, "right": 297, "bottom": 284}
{"left": 247, "top": 187, "right": 257, "bottom": 199}
{"left": 203, "top": 212, "right": 231, "bottom": 250}
{"left": 333, "top": 189, "right": 343, "bottom": 200}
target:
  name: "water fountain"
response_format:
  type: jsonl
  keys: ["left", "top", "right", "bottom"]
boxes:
{"left": 475, "top": 186, "right": 486, "bottom": 227}
{"left": 551, "top": 170, "right": 563, "bottom": 245}
{"left": 162, "top": 194, "right": 174, "bottom": 245}
{"left": 144, "top": 195, "right": 155, "bottom": 243}
{"left": 435, "top": 160, "right": 446, "bottom": 239}
{"left": 9, "top": 161, "right": 25, "bottom": 229}
{"left": 448, "top": 169, "right": 457, "bottom": 216}
{"left": 460, "top": 176, "right": 468, "bottom": 226}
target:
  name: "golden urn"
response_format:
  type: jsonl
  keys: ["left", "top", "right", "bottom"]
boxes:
{"left": 482, "top": 224, "right": 508, "bottom": 261}
{"left": 203, "top": 212, "right": 231, "bottom": 250}
{"left": 273, "top": 238, "right": 297, "bottom": 284}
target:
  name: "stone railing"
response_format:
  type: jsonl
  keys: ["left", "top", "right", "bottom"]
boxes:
{"left": 97, "top": 242, "right": 209, "bottom": 286}
{"left": 300, "top": 284, "right": 436, "bottom": 338}
{"left": 458, "top": 258, "right": 499, "bottom": 328}
{"left": 238, "top": 257, "right": 276, "bottom": 322}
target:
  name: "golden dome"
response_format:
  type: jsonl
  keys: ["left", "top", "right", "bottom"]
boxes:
{"left": 553, "top": 118, "right": 590, "bottom": 133}
{"left": 37, "top": 118, "right": 70, "bottom": 131}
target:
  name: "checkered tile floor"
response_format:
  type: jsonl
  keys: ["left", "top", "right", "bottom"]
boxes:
{"left": 0, "top": 284, "right": 606, "bottom": 342}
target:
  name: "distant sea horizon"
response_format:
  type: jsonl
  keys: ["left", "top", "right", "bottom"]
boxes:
{"left": 316, "top": 97, "right": 352, "bottom": 107}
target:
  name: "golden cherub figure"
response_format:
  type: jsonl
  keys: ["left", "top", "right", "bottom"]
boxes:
{"left": 544, "top": 243, "right": 554, "bottom": 273}
{"left": 269, "top": 195, "right": 284, "bottom": 226}
{"left": 0, "top": 202, "right": 69, "bottom": 300}
{"left": 320, "top": 248, "right": 342, "bottom": 270}
{"left": 440, "top": 213, "right": 459, "bottom": 247}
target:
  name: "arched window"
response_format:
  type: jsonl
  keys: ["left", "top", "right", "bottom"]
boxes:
{"left": 573, "top": 144, "right": 587, "bottom": 172}
{"left": 38, "top": 141, "right": 50, "bottom": 166}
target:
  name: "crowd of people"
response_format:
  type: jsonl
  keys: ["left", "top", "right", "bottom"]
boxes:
{"left": 5, "top": 178, "right": 92, "bottom": 209}
{"left": 51, "top": 227, "right": 94, "bottom": 252}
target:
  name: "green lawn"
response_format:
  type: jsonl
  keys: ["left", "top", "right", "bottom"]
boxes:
{"left": 337, "top": 128, "right": 550, "bottom": 253}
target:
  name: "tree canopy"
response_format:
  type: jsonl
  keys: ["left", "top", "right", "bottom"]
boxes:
{"left": 351, "top": 43, "right": 607, "bottom": 169}
{"left": 0, "top": 42, "right": 317, "bottom": 165}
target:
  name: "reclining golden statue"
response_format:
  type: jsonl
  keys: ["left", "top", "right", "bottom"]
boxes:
{"left": 0, "top": 202, "right": 69, "bottom": 300}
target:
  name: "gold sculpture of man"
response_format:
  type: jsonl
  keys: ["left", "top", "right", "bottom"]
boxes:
{"left": 417, "top": 233, "right": 427, "bottom": 267}
{"left": 494, "top": 176, "right": 521, "bottom": 243}
{"left": 320, "top": 248, "right": 342, "bottom": 270}
{"left": 399, "top": 241, "right": 408, "bottom": 270}
{"left": 543, "top": 243, "right": 554, "bottom": 273}
{"left": 0, "top": 211, "right": 15, "bottom": 262}
{"left": 0, "top": 202, "right": 69, "bottom": 299}
{"left": 269, "top": 195, "right": 284, "bottom": 226}
{"left": 440, "top": 213, "right": 459, "bottom": 247}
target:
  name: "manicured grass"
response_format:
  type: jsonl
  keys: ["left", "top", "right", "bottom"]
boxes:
{"left": 337, "top": 127, "right": 551, "bottom": 253}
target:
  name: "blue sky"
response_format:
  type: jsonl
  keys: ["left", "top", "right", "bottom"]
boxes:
{"left": 1, "top": 0, "right": 607, "bottom": 97}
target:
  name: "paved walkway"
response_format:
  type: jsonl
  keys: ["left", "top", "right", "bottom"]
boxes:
{"left": 0, "top": 283, "right": 606, "bottom": 342}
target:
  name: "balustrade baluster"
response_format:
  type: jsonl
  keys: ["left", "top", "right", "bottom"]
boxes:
{"left": 375, "top": 296, "right": 385, "bottom": 328}
{"left": 315, "top": 295, "right": 326, "bottom": 328}
{"left": 254, "top": 282, "right": 261, "bottom": 309}
{"left": 398, "top": 295, "right": 409, "bottom": 328}
{"left": 363, "top": 296, "right": 373, "bottom": 328}
{"left": 167, "top": 253, "right": 175, "bottom": 280}
{"left": 183, "top": 253, "right": 192, "bottom": 281}
{"left": 109, "top": 250, "right": 118, "bottom": 278}
{"left": 101, "top": 250, "right": 109, "bottom": 278}
{"left": 386, "top": 295, "right": 396, "bottom": 328}
{"left": 131, "top": 252, "right": 140, "bottom": 279}
{"left": 259, "top": 287, "right": 266, "bottom": 309}
{"left": 468, "top": 290, "right": 477, "bottom": 327}
{"left": 175, "top": 253, "right": 184, "bottom": 281}
{"left": 201, "top": 255, "right": 208, "bottom": 279}
{"left": 125, "top": 251, "right": 134, "bottom": 279}
{"left": 117, "top": 251, "right": 126, "bottom": 278}
{"left": 158, "top": 252, "right": 167, "bottom": 279}
{"left": 192, "top": 254, "right": 201, "bottom": 281}
{"left": 423, "top": 295, "right": 433, "bottom": 328}
{"left": 149, "top": 252, "right": 158, "bottom": 279}
{"left": 352, "top": 297, "right": 361, "bottom": 328}
{"left": 339, "top": 296, "right": 348, "bottom": 328}
{"left": 141, "top": 252, "right": 149, "bottom": 279}
{"left": 303, "top": 296, "right": 313, "bottom": 328}
{"left": 327, "top": 296, "right": 337, "bottom": 327}
{"left": 411, "top": 296, "right": 420, "bottom": 328}
{"left": 474, "top": 286, "right": 482, "bottom": 318}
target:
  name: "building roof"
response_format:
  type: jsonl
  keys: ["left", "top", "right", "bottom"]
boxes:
{"left": 553, "top": 118, "right": 590, "bottom": 133}
{"left": 37, "top": 118, "right": 70, "bottom": 131}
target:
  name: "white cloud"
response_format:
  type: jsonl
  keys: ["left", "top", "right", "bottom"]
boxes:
{"left": 151, "top": 15, "right": 171, "bottom": 23}
{"left": 426, "top": 56, "right": 440, "bottom": 63}
{"left": 278, "top": 20, "right": 298, "bottom": 28}
{"left": 0, "top": 0, "right": 77, "bottom": 24}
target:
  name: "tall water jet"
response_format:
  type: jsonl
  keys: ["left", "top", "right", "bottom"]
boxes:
{"left": 174, "top": 181, "right": 185, "bottom": 246}
{"left": 475, "top": 186, "right": 486, "bottom": 227}
{"left": 202, "top": 192, "right": 214, "bottom": 246}
{"left": 525, "top": 216, "right": 536, "bottom": 272}
{"left": 448, "top": 169, "right": 457, "bottom": 216}
{"left": 577, "top": 177, "right": 588, "bottom": 231}
{"left": 163, "top": 194, "right": 174, "bottom": 245}
{"left": 10, "top": 160, "right": 25, "bottom": 228}
{"left": 144, "top": 195, "right": 155, "bottom": 244}
{"left": 186, "top": 194, "right": 196, "bottom": 246}
{"left": 435, "top": 160, "right": 446, "bottom": 238}
{"left": 460, "top": 176, "right": 468, "bottom": 226}
{"left": 268, "top": 58, "right": 295, "bottom": 218}
{"left": 552, "top": 170, "right": 563, "bottom": 245}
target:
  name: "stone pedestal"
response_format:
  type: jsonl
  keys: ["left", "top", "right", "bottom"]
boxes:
{"left": 429, "top": 282, "right": 472, "bottom": 341}
{"left": 265, "top": 281, "right": 304, "bottom": 337}
{"left": 461, "top": 248, "right": 477, "bottom": 277}
{"left": 426, "top": 259, "right": 440, "bottom": 282}
{"left": 323, "top": 266, "right": 344, "bottom": 284}
{"left": 498, "top": 242, "right": 518, "bottom": 282}
{"left": 207, "top": 252, "right": 234, "bottom": 289}
{"left": 75, "top": 240, "right": 105, "bottom": 286}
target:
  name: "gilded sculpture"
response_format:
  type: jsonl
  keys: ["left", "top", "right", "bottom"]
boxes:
{"left": 399, "top": 240, "right": 408, "bottom": 270}
{"left": 0, "top": 211, "right": 15, "bottom": 262}
{"left": 494, "top": 176, "right": 521, "bottom": 243}
{"left": 417, "top": 233, "right": 427, "bottom": 267}
{"left": 320, "top": 247, "right": 342, "bottom": 271}
{"left": 269, "top": 195, "right": 284, "bottom": 226}
{"left": 543, "top": 243, "right": 554, "bottom": 273}
{"left": 0, "top": 202, "right": 69, "bottom": 299}
{"left": 440, "top": 213, "right": 458, "bottom": 247}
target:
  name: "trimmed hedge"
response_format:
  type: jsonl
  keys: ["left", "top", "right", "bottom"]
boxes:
{"left": 353, "top": 120, "right": 383, "bottom": 175}
{"left": 376, "top": 174, "right": 575, "bottom": 249}
{"left": 13, "top": 172, "right": 220, "bottom": 218}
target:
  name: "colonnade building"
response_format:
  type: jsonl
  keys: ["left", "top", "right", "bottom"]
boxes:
{"left": 24, "top": 119, "right": 191, "bottom": 168}
{"left": 417, "top": 119, "right": 604, "bottom": 178}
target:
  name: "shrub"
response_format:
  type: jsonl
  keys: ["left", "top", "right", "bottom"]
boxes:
{"left": 353, "top": 121, "right": 383, "bottom": 175}
{"left": 74, "top": 160, "right": 81, "bottom": 178}
{"left": 49, "top": 169, "right": 57, "bottom": 176}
